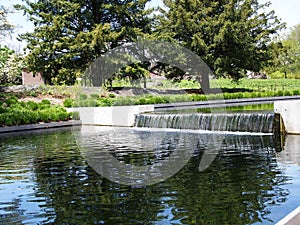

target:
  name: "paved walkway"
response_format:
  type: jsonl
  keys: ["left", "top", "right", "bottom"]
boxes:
{"left": 276, "top": 206, "right": 300, "bottom": 225}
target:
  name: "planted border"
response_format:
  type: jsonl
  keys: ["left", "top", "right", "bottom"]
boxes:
{"left": 0, "top": 96, "right": 77, "bottom": 126}
{"left": 64, "top": 89, "right": 300, "bottom": 108}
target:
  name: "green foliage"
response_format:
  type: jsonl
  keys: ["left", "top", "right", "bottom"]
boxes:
{"left": 29, "top": 91, "right": 38, "bottom": 97}
{"left": 41, "top": 99, "right": 51, "bottom": 105}
{"left": 108, "top": 93, "right": 116, "bottom": 98}
{"left": 90, "top": 93, "right": 100, "bottom": 99}
{"left": 79, "top": 94, "right": 88, "bottom": 100}
{"left": 111, "top": 64, "right": 151, "bottom": 88}
{"left": 0, "top": 6, "right": 14, "bottom": 40}
{"left": 5, "top": 96, "right": 18, "bottom": 106}
{"left": 63, "top": 98, "right": 74, "bottom": 108}
{"left": 62, "top": 78, "right": 300, "bottom": 107}
{"left": 158, "top": 0, "right": 284, "bottom": 80}
{"left": 16, "top": 0, "right": 153, "bottom": 85}
{"left": 0, "top": 46, "right": 23, "bottom": 85}
{"left": 268, "top": 71, "right": 286, "bottom": 79}
{"left": 266, "top": 23, "right": 300, "bottom": 77}
{"left": 0, "top": 97, "right": 72, "bottom": 127}
{"left": 71, "top": 111, "right": 80, "bottom": 120}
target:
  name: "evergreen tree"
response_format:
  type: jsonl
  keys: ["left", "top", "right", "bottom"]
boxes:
{"left": 16, "top": 0, "right": 153, "bottom": 85}
{"left": 158, "top": 0, "right": 284, "bottom": 81}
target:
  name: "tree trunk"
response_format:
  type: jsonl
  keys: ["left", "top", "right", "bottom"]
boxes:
{"left": 196, "top": 74, "right": 210, "bottom": 93}
{"left": 143, "top": 77, "right": 147, "bottom": 88}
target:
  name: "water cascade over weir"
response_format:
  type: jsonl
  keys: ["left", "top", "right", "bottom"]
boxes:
{"left": 134, "top": 113, "right": 275, "bottom": 133}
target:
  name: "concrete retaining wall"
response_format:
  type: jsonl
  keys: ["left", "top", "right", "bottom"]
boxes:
{"left": 66, "top": 105, "right": 154, "bottom": 127}
{"left": 274, "top": 100, "right": 300, "bottom": 134}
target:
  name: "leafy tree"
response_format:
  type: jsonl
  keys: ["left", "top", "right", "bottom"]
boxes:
{"left": 157, "top": 0, "right": 284, "bottom": 81}
{"left": 282, "top": 24, "right": 300, "bottom": 76}
{"left": 286, "top": 24, "right": 300, "bottom": 71}
{"left": 16, "top": 0, "right": 153, "bottom": 85}
{"left": 265, "top": 41, "right": 291, "bottom": 78}
{"left": 0, "top": 5, "right": 14, "bottom": 40}
{"left": 267, "top": 24, "right": 300, "bottom": 78}
{"left": 0, "top": 46, "right": 23, "bottom": 85}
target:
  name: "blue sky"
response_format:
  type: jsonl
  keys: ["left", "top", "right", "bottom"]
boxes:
{"left": 1, "top": 0, "right": 300, "bottom": 49}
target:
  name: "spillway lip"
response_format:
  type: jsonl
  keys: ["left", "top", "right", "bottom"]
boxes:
{"left": 132, "top": 127, "right": 274, "bottom": 136}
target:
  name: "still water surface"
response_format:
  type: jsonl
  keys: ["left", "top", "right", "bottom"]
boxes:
{"left": 0, "top": 127, "right": 300, "bottom": 224}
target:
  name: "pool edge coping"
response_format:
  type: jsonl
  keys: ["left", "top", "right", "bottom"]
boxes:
{"left": 0, "top": 120, "right": 82, "bottom": 133}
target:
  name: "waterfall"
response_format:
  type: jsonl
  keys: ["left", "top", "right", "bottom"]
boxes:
{"left": 134, "top": 113, "right": 275, "bottom": 133}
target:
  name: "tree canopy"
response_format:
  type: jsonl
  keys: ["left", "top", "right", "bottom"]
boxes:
{"left": 17, "top": 0, "right": 153, "bottom": 85}
{"left": 16, "top": 0, "right": 286, "bottom": 86}
{"left": 157, "top": 0, "right": 284, "bottom": 80}
{"left": 0, "top": 46, "right": 23, "bottom": 85}
{"left": 0, "top": 5, "right": 14, "bottom": 40}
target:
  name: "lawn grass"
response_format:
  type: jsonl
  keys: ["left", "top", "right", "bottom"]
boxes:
{"left": 63, "top": 78, "right": 300, "bottom": 107}
{"left": 2, "top": 78, "right": 300, "bottom": 109}
{"left": 210, "top": 78, "right": 300, "bottom": 93}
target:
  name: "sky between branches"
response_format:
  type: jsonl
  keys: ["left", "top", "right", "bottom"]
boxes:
{"left": 1, "top": 0, "right": 300, "bottom": 50}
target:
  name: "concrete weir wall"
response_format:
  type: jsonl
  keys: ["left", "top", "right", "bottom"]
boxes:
{"left": 274, "top": 100, "right": 300, "bottom": 134}
{"left": 66, "top": 105, "right": 154, "bottom": 127}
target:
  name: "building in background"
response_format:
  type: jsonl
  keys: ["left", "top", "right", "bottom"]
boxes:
{"left": 22, "top": 68, "right": 48, "bottom": 85}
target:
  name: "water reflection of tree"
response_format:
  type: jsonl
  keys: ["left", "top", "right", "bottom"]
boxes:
{"left": 162, "top": 135, "right": 290, "bottom": 225}
{"left": 31, "top": 130, "right": 170, "bottom": 224}
{"left": 29, "top": 131, "right": 290, "bottom": 224}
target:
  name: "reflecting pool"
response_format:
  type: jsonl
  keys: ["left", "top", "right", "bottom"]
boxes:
{"left": 0, "top": 126, "right": 300, "bottom": 224}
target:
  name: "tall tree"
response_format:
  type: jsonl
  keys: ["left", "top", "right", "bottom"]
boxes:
{"left": 266, "top": 24, "right": 300, "bottom": 78}
{"left": 283, "top": 24, "right": 300, "bottom": 75}
{"left": 158, "top": 0, "right": 284, "bottom": 81}
{"left": 0, "top": 5, "right": 14, "bottom": 40}
{"left": 16, "top": 0, "right": 153, "bottom": 85}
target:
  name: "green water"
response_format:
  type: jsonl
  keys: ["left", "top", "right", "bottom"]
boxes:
{"left": 0, "top": 127, "right": 299, "bottom": 224}
{"left": 211, "top": 103, "right": 273, "bottom": 113}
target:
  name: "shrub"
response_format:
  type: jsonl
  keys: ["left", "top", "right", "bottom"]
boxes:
{"left": 71, "top": 111, "right": 80, "bottom": 120}
{"left": 79, "top": 93, "right": 88, "bottom": 100}
{"left": 0, "top": 95, "right": 73, "bottom": 126}
{"left": 113, "top": 97, "right": 135, "bottom": 106}
{"left": 41, "top": 99, "right": 51, "bottom": 105}
{"left": 56, "top": 111, "right": 68, "bottom": 121}
{"left": 276, "top": 90, "right": 284, "bottom": 96}
{"left": 108, "top": 93, "right": 116, "bottom": 98}
{"left": 97, "top": 98, "right": 114, "bottom": 106}
{"left": 63, "top": 98, "right": 74, "bottom": 108}
{"left": 134, "top": 98, "right": 147, "bottom": 105}
{"left": 38, "top": 111, "right": 51, "bottom": 123}
{"left": 90, "top": 93, "right": 100, "bottom": 99}
{"left": 26, "top": 101, "right": 39, "bottom": 110}
{"left": 284, "top": 90, "right": 292, "bottom": 96}
{"left": 0, "top": 106, "right": 8, "bottom": 113}
{"left": 191, "top": 94, "right": 207, "bottom": 101}
{"left": 293, "top": 89, "right": 300, "bottom": 95}
{"left": 5, "top": 97, "right": 18, "bottom": 106}
{"left": 29, "top": 91, "right": 38, "bottom": 97}
{"left": 0, "top": 114, "right": 6, "bottom": 126}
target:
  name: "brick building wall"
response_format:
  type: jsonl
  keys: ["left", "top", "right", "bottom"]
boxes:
{"left": 22, "top": 68, "right": 45, "bottom": 85}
